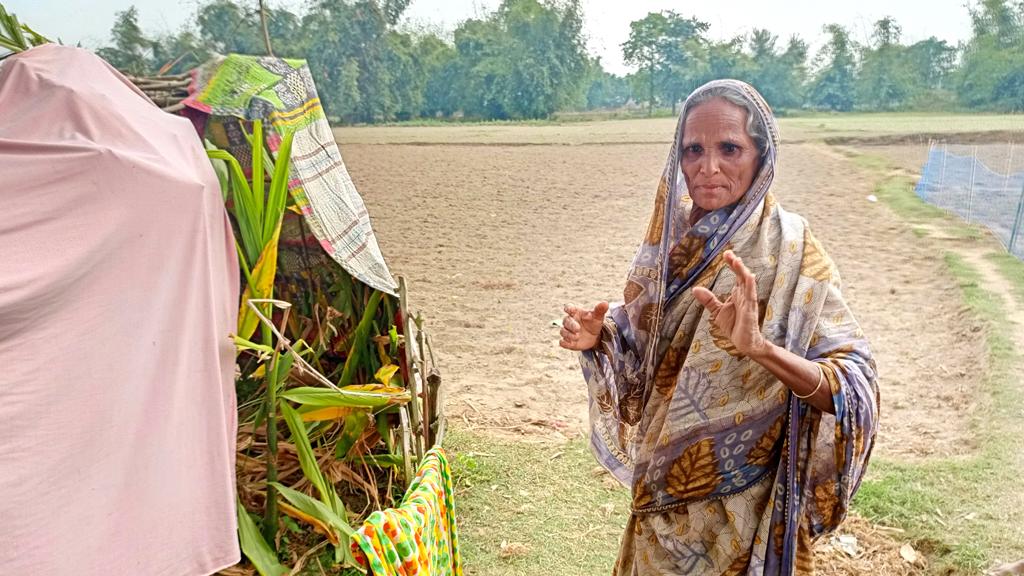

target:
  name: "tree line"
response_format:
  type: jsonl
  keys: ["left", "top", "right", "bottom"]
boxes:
{"left": 97, "top": 0, "right": 1024, "bottom": 123}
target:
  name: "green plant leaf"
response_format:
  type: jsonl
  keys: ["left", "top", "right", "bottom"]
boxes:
{"left": 279, "top": 402, "right": 332, "bottom": 504}
{"left": 236, "top": 501, "right": 288, "bottom": 576}
{"left": 334, "top": 410, "right": 371, "bottom": 459}
{"left": 237, "top": 223, "right": 281, "bottom": 341}
{"left": 207, "top": 149, "right": 260, "bottom": 265}
{"left": 232, "top": 335, "right": 275, "bottom": 355}
{"left": 270, "top": 483, "right": 355, "bottom": 538}
{"left": 264, "top": 130, "right": 295, "bottom": 245}
{"left": 281, "top": 385, "right": 410, "bottom": 409}
{"left": 204, "top": 140, "right": 230, "bottom": 201}
{"left": 338, "top": 290, "right": 385, "bottom": 385}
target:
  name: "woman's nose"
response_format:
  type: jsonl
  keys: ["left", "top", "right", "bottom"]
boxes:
{"left": 700, "top": 151, "right": 720, "bottom": 176}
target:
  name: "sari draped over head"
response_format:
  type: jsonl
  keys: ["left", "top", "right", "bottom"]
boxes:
{"left": 579, "top": 80, "right": 880, "bottom": 575}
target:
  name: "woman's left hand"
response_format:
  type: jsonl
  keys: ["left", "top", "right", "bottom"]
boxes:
{"left": 692, "top": 250, "right": 768, "bottom": 358}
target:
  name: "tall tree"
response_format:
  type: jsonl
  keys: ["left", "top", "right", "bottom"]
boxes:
{"left": 197, "top": 0, "right": 264, "bottom": 55}
{"left": 809, "top": 24, "right": 857, "bottom": 111}
{"left": 415, "top": 34, "right": 458, "bottom": 118}
{"left": 96, "top": 7, "right": 153, "bottom": 74}
{"left": 303, "top": 0, "right": 412, "bottom": 122}
{"left": 622, "top": 11, "right": 708, "bottom": 115}
{"left": 957, "top": 0, "right": 1024, "bottom": 110}
{"left": 450, "top": 0, "right": 589, "bottom": 120}
{"left": 194, "top": 1, "right": 303, "bottom": 57}
{"left": 857, "top": 17, "right": 911, "bottom": 110}
{"left": 151, "top": 29, "right": 211, "bottom": 74}
{"left": 584, "top": 60, "right": 632, "bottom": 110}
{"left": 693, "top": 36, "right": 750, "bottom": 88}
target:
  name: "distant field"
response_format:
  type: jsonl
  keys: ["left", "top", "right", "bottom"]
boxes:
{"left": 334, "top": 112, "right": 1024, "bottom": 146}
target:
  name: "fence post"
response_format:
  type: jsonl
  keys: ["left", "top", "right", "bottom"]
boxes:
{"left": 938, "top": 143, "right": 948, "bottom": 211}
{"left": 967, "top": 145, "right": 978, "bottom": 223}
{"left": 1003, "top": 142, "right": 1019, "bottom": 252}
{"left": 1008, "top": 179, "right": 1024, "bottom": 255}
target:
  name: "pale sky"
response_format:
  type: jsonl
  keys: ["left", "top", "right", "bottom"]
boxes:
{"left": 7, "top": 0, "right": 976, "bottom": 75}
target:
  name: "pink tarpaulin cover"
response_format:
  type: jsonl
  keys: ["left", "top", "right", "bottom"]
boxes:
{"left": 0, "top": 45, "right": 241, "bottom": 575}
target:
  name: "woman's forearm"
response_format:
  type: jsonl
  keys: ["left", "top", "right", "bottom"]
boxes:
{"left": 749, "top": 341, "right": 835, "bottom": 414}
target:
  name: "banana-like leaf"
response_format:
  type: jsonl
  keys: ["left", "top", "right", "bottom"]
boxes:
{"left": 207, "top": 149, "right": 259, "bottom": 265}
{"left": 232, "top": 335, "right": 275, "bottom": 355}
{"left": 374, "top": 364, "right": 400, "bottom": 386}
{"left": 252, "top": 120, "right": 264, "bottom": 230}
{"left": 338, "top": 290, "right": 384, "bottom": 385}
{"left": 271, "top": 483, "right": 355, "bottom": 539}
{"left": 279, "top": 402, "right": 331, "bottom": 505}
{"left": 334, "top": 410, "right": 371, "bottom": 459}
{"left": 204, "top": 140, "right": 230, "bottom": 201}
{"left": 263, "top": 130, "right": 295, "bottom": 245}
{"left": 352, "top": 453, "right": 406, "bottom": 468}
{"left": 236, "top": 501, "right": 288, "bottom": 576}
{"left": 237, "top": 224, "right": 281, "bottom": 341}
{"left": 300, "top": 406, "right": 354, "bottom": 422}
{"left": 278, "top": 501, "right": 338, "bottom": 546}
{"left": 280, "top": 385, "right": 410, "bottom": 409}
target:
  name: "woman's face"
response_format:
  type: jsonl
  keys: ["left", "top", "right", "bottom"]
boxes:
{"left": 679, "top": 98, "right": 762, "bottom": 212}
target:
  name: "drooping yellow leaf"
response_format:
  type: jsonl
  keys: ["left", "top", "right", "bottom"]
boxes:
{"left": 374, "top": 364, "right": 400, "bottom": 386}
{"left": 343, "top": 383, "right": 407, "bottom": 396}
{"left": 278, "top": 502, "right": 339, "bottom": 546}
{"left": 301, "top": 406, "right": 354, "bottom": 422}
{"left": 237, "top": 224, "right": 281, "bottom": 340}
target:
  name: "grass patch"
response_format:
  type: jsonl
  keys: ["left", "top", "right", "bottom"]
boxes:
{"left": 985, "top": 250, "right": 1024, "bottom": 306}
{"left": 840, "top": 147, "right": 1024, "bottom": 572}
{"left": 853, "top": 252, "right": 1024, "bottom": 572}
{"left": 446, "top": 429, "right": 628, "bottom": 576}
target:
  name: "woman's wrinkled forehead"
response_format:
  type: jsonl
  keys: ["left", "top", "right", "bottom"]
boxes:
{"left": 680, "top": 98, "right": 751, "bottom": 143}
{"left": 677, "top": 80, "right": 778, "bottom": 158}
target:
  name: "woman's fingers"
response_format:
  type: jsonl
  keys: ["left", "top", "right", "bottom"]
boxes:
{"left": 725, "top": 250, "right": 755, "bottom": 282}
{"left": 588, "top": 301, "right": 610, "bottom": 322}
{"left": 692, "top": 287, "right": 723, "bottom": 311}
{"left": 724, "top": 250, "right": 758, "bottom": 301}
{"left": 563, "top": 315, "right": 579, "bottom": 332}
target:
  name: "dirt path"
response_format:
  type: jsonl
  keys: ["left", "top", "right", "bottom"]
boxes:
{"left": 342, "top": 135, "right": 981, "bottom": 460}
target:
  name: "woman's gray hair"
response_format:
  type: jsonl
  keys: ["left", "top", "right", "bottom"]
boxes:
{"left": 682, "top": 85, "right": 770, "bottom": 158}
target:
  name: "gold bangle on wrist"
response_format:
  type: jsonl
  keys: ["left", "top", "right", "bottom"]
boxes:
{"left": 794, "top": 363, "right": 825, "bottom": 400}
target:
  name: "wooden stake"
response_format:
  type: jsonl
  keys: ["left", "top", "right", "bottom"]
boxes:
{"left": 258, "top": 0, "right": 274, "bottom": 57}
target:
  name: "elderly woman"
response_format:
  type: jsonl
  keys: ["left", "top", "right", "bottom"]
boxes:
{"left": 559, "top": 80, "right": 879, "bottom": 575}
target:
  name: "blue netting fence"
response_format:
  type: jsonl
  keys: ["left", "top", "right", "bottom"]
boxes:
{"left": 916, "top": 142, "right": 1024, "bottom": 258}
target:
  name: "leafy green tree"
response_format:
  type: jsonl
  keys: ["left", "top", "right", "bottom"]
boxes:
{"left": 584, "top": 61, "right": 632, "bottom": 109}
{"left": 622, "top": 11, "right": 709, "bottom": 115}
{"left": 809, "top": 24, "right": 857, "bottom": 111}
{"left": 449, "top": 0, "right": 589, "bottom": 120}
{"left": 857, "top": 17, "right": 910, "bottom": 110}
{"left": 693, "top": 37, "right": 750, "bottom": 88}
{"left": 417, "top": 35, "right": 458, "bottom": 117}
{"left": 302, "top": 0, "right": 412, "bottom": 122}
{"left": 96, "top": 7, "right": 154, "bottom": 74}
{"left": 196, "top": 0, "right": 263, "bottom": 55}
{"left": 957, "top": 0, "right": 1024, "bottom": 110}
{"left": 151, "top": 29, "right": 211, "bottom": 74}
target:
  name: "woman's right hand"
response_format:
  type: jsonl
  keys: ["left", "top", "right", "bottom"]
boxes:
{"left": 559, "top": 302, "right": 610, "bottom": 351}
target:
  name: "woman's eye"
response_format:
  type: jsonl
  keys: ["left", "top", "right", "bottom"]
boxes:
{"left": 683, "top": 144, "right": 702, "bottom": 156}
{"left": 722, "top": 143, "right": 739, "bottom": 155}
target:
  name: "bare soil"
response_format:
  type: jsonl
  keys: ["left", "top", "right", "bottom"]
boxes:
{"left": 340, "top": 129, "right": 982, "bottom": 460}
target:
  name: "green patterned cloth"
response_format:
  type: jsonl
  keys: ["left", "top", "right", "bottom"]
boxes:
{"left": 182, "top": 54, "right": 397, "bottom": 295}
{"left": 351, "top": 449, "right": 463, "bottom": 576}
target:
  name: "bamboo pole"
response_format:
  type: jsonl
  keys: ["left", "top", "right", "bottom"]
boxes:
{"left": 398, "top": 277, "right": 423, "bottom": 461}
{"left": 415, "top": 312, "right": 430, "bottom": 447}
{"left": 258, "top": 0, "right": 274, "bottom": 57}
